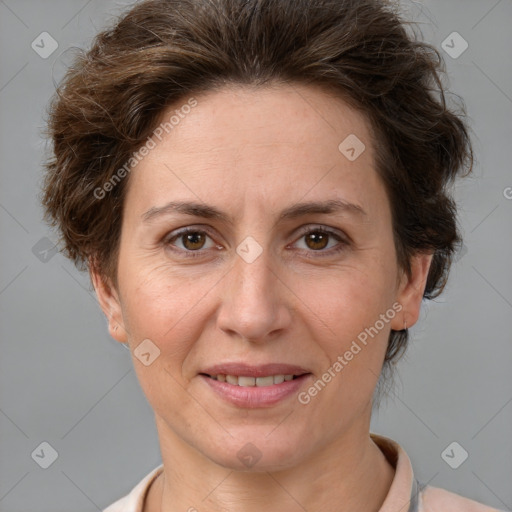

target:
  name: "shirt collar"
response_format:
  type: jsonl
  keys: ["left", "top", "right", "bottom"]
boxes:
{"left": 370, "top": 432, "right": 419, "bottom": 512}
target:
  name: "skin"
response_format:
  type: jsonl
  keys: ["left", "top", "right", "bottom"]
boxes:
{"left": 92, "top": 83, "right": 432, "bottom": 512}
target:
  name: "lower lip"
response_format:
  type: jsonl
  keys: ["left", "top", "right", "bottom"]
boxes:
{"left": 200, "top": 374, "right": 312, "bottom": 408}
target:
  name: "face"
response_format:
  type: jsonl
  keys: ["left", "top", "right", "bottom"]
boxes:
{"left": 93, "top": 83, "right": 431, "bottom": 471}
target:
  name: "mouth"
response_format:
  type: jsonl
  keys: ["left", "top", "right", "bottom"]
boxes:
{"left": 198, "top": 363, "right": 312, "bottom": 407}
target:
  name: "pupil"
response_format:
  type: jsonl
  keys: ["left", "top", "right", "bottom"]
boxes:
{"left": 307, "top": 232, "right": 328, "bottom": 250}
{"left": 184, "top": 232, "right": 204, "bottom": 250}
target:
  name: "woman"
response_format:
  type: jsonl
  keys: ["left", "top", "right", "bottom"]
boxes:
{"left": 41, "top": 0, "right": 502, "bottom": 510}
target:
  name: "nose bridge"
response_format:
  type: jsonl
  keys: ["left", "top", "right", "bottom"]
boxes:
{"left": 216, "top": 235, "right": 289, "bottom": 341}
{"left": 235, "top": 238, "right": 274, "bottom": 297}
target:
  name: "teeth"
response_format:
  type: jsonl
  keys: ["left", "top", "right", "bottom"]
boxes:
{"left": 238, "top": 376, "right": 256, "bottom": 386}
{"left": 273, "top": 374, "right": 285, "bottom": 384}
{"left": 226, "top": 375, "right": 238, "bottom": 385}
{"left": 210, "top": 374, "right": 297, "bottom": 386}
{"left": 256, "top": 375, "right": 274, "bottom": 386}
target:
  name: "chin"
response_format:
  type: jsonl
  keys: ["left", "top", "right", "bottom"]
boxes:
{"left": 202, "top": 429, "right": 308, "bottom": 472}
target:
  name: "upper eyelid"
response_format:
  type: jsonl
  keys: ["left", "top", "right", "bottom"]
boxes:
{"left": 294, "top": 224, "right": 346, "bottom": 239}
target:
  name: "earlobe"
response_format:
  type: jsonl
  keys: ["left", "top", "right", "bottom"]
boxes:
{"left": 89, "top": 262, "right": 128, "bottom": 343}
{"left": 391, "top": 251, "right": 434, "bottom": 331}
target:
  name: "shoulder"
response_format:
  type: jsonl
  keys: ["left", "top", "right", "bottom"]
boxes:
{"left": 103, "top": 465, "right": 164, "bottom": 512}
{"left": 420, "top": 485, "right": 505, "bottom": 512}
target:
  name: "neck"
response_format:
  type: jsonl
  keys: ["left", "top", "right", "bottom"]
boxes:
{"left": 146, "top": 416, "right": 395, "bottom": 512}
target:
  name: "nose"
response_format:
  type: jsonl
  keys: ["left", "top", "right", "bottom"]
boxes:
{"left": 216, "top": 242, "right": 292, "bottom": 343}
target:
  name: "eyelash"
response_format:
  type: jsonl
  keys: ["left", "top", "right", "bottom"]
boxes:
{"left": 163, "top": 225, "right": 349, "bottom": 259}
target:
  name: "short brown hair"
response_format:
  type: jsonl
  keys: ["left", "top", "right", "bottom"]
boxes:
{"left": 41, "top": 0, "right": 473, "bottom": 373}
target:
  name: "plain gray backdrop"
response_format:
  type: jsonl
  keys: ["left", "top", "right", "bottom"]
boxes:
{"left": 0, "top": 0, "right": 511, "bottom": 511}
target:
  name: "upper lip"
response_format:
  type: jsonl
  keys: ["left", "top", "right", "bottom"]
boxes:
{"left": 200, "top": 363, "right": 311, "bottom": 377}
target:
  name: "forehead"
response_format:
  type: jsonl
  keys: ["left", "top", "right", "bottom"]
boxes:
{"left": 124, "top": 83, "right": 381, "bottom": 215}
{"left": 161, "top": 84, "right": 371, "bottom": 156}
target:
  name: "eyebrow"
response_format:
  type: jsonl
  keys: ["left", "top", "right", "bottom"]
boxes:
{"left": 141, "top": 198, "right": 367, "bottom": 224}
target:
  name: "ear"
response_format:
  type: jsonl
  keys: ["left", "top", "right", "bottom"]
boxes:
{"left": 89, "top": 260, "right": 128, "bottom": 343}
{"left": 390, "top": 251, "right": 434, "bottom": 331}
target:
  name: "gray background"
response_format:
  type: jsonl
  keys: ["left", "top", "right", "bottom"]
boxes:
{"left": 0, "top": 0, "right": 511, "bottom": 510}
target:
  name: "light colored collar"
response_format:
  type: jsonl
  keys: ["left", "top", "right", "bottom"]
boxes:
{"left": 370, "top": 432, "right": 419, "bottom": 512}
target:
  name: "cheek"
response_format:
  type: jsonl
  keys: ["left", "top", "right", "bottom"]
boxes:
{"left": 118, "top": 263, "right": 213, "bottom": 407}
{"left": 300, "top": 263, "right": 394, "bottom": 339}
{"left": 118, "top": 256, "right": 219, "bottom": 351}
{"left": 296, "top": 258, "right": 397, "bottom": 393}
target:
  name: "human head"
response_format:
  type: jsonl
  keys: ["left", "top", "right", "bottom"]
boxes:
{"left": 41, "top": 0, "right": 472, "bottom": 405}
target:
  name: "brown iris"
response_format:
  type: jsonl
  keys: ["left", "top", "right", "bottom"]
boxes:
{"left": 182, "top": 232, "right": 206, "bottom": 250}
{"left": 304, "top": 231, "right": 329, "bottom": 250}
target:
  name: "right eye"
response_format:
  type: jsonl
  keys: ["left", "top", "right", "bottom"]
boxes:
{"left": 164, "top": 227, "right": 220, "bottom": 258}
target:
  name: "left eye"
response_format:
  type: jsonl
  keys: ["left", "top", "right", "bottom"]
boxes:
{"left": 292, "top": 227, "right": 345, "bottom": 252}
